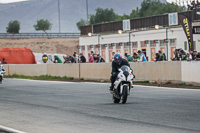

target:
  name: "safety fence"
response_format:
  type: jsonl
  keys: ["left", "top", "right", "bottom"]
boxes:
{"left": 0, "top": 33, "right": 80, "bottom": 39}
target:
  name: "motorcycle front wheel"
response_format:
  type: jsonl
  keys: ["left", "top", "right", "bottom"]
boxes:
{"left": 0, "top": 76, "right": 2, "bottom": 84}
{"left": 122, "top": 86, "right": 128, "bottom": 104}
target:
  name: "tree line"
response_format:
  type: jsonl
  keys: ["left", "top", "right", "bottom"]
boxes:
{"left": 6, "top": 19, "right": 52, "bottom": 38}
{"left": 76, "top": 0, "right": 185, "bottom": 30}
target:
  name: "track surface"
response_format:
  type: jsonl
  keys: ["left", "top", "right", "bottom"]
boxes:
{"left": 0, "top": 79, "right": 200, "bottom": 133}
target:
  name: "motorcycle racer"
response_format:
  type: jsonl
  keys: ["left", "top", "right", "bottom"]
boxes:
{"left": 110, "top": 53, "right": 131, "bottom": 93}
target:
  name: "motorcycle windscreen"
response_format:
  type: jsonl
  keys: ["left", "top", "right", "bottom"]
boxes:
{"left": 121, "top": 65, "right": 130, "bottom": 72}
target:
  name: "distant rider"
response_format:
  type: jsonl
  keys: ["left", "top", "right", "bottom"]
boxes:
{"left": 110, "top": 53, "right": 131, "bottom": 93}
{"left": 0, "top": 61, "right": 5, "bottom": 72}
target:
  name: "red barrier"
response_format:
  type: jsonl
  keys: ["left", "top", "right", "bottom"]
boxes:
{"left": 0, "top": 48, "right": 37, "bottom": 64}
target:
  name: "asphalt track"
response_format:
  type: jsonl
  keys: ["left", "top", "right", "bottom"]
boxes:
{"left": 0, "top": 79, "right": 200, "bottom": 133}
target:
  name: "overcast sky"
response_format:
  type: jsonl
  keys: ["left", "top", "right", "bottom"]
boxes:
{"left": 0, "top": 0, "right": 29, "bottom": 3}
{"left": 0, "top": 0, "right": 176, "bottom": 4}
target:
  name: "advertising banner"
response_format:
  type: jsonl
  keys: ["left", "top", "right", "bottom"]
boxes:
{"left": 179, "top": 15, "right": 194, "bottom": 51}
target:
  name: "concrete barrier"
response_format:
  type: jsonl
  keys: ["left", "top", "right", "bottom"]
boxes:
{"left": 131, "top": 62, "right": 182, "bottom": 82}
{"left": 47, "top": 63, "right": 79, "bottom": 78}
{"left": 7, "top": 64, "right": 47, "bottom": 76}
{"left": 2, "top": 61, "right": 200, "bottom": 83}
{"left": 80, "top": 63, "right": 111, "bottom": 80}
{"left": 181, "top": 61, "right": 200, "bottom": 83}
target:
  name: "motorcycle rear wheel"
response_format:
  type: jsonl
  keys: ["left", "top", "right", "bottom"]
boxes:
{"left": 113, "top": 95, "right": 120, "bottom": 103}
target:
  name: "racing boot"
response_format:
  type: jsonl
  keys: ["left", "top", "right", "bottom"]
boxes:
{"left": 109, "top": 84, "right": 114, "bottom": 94}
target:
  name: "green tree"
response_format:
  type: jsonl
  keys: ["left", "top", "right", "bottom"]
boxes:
{"left": 76, "top": 19, "right": 87, "bottom": 31}
{"left": 130, "top": 7, "right": 140, "bottom": 19}
{"left": 33, "top": 19, "right": 52, "bottom": 38}
{"left": 137, "top": 0, "right": 185, "bottom": 18}
{"left": 89, "top": 8, "right": 117, "bottom": 24}
{"left": 76, "top": 8, "right": 118, "bottom": 29}
{"left": 6, "top": 20, "right": 20, "bottom": 34}
{"left": 115, "top": 14, "right": 130, "bottom": 21}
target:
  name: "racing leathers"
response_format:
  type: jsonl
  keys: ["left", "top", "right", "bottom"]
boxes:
{"left": 110, "top": 59, "right": 130, "bottom": 90}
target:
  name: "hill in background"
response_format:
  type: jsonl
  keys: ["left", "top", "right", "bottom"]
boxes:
{"left": 0, "top": 0, "right": 166, "bottom": 33}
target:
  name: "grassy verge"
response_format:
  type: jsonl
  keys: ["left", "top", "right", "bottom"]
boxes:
{"left": 4, "top": 75, "right": 200, "bottom": 89}
{"left": 129, "top": 80, "right": 200, "bottom": 89}
{"left": 149, "top": 81, "right": 200, "bottom": 89}
{"left": 5, "top": 74, "right": 76, "bottom": 81}
{"left": 133, "top": 81, "right": 150, "bottom": 84}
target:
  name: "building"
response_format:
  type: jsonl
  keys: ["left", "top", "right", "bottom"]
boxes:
{"left": 79, "top": 9, "right": 200, "bottom": 62}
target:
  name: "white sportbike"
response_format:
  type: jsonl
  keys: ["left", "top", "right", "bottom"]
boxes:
{"left": 112, "top": 65, "right": 135, "bottom": 104}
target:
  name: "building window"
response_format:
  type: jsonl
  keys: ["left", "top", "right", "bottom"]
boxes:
{"left": 170, "top": 39, "right": 176, "bottom": 46}
{"left": 150, "top": 40, "right": 156, "bottom": 47}
{"left": 193, "top": 41, "right": 196, "bottom": 50}
{"left": 88, "top": 45, "right": 92, "bottom": 50}
{"left": 132, "top": 42, "right": 138, "bottom": 48}
{"left": 81, "top": 46, "right": 85, "bottom": 50}
{"left": 184, "top": 41, "right": 187, "bottom": 50}
{"left": 141, "top": 41, "right": 147, "bottom": 47}
{"left": 124, "top": 42, "right": 129, "bottom": 49}
{"left": 160, "top": 40, "right": 165, "bottom": 47}
{"left": 142, "top": 49, "right": 146, "bottom": 56}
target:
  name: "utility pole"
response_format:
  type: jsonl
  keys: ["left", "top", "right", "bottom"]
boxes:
{"left": 86, "top": 0, "right": 89, "bottom": 23}
{"left": 58, "top": 0, "right": 61, "bottom": 34}
{"left": 129, "top": 32, "right": 131, "bottom": 54}
{"left": 98, "top": 35, "right": 100, "bottom": 54}
{"left": 166, "top": 28, "right": 169, "bottom": 61}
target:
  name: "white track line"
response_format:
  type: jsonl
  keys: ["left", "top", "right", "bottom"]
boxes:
{"left": 0, "top": 125, "right": 26, "bottom": 133}
{"left": 67, "top": 82, "right": 200, "bottom": 91}
{"left": 7, "top": 78, "right": 74, "bottom": 84}
{"left": 6, "top": 78, "right": 200, "bottom": 91}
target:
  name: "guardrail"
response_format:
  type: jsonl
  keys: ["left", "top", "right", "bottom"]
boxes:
{"left": 0, "top": 33, "right": 80, "bottom": 39}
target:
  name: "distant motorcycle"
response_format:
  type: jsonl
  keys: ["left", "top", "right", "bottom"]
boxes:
{"left": 0, "top": 63, "right": 6, "bottom": 84}
{"left": 112, "top": 65, "right": 135, "bottom": 104}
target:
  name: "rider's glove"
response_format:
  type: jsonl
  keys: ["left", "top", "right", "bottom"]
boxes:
{"left": 112, "top": 72, "right": 117, "bottom": 77}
